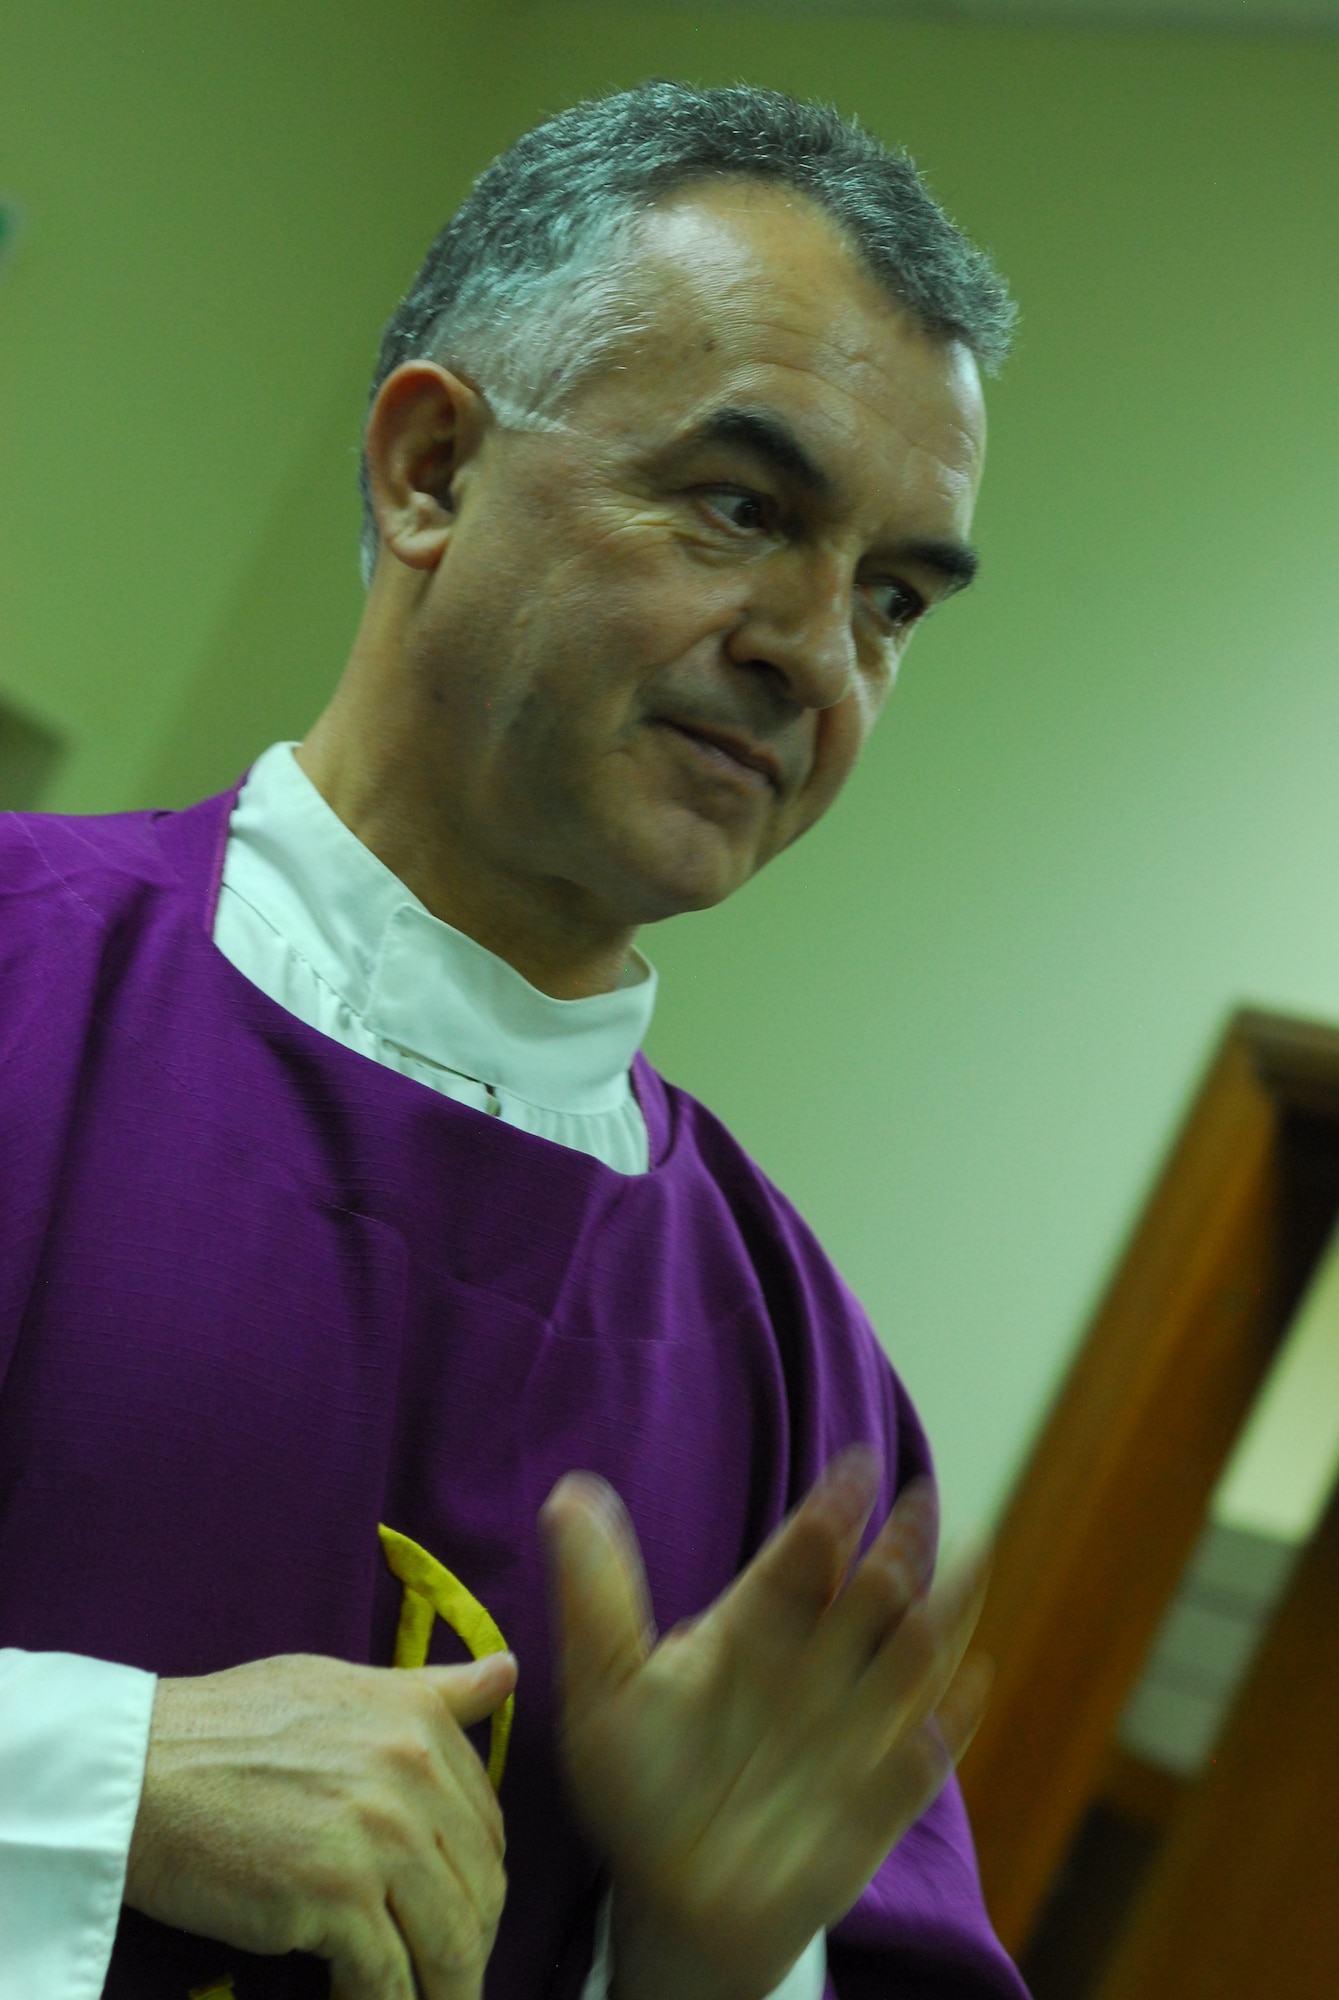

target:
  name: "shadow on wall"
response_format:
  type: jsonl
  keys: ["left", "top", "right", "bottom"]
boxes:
{"left": 136, "top": 358, "right": 370, "bottom": 811}
{"left": 0, "top": 694, "right": 64, "bottom": 809}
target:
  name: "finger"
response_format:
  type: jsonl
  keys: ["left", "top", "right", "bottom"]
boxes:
{"left": 934, "top": 1649, "right": 995, "bottom": 1766}
{"left": 856, "top": 1543, "right": 992, "bottom": 1756}
{"left": 434, "top": 1704, "right": 512, "bottom": 1856}
{"left": 843, "top": 1496, "right": 979, "bottom": 1680}
{"left": 416, "top": 1654, "right": 518, "bottom": 1729}
{"left": 432, "top": 1820, "right": 508, "bottom": 1932}
{"left": 714, "top": 1447, "right": 884, "bottom": 1644}
{"left": 388, "top": 1837, "right": 503, "bottom": 2000}
{"left": 858, "top": 1651, "right": 996, "bottom": 1857}
{"left": 815, "top": 1478, "right": 941, "bottom": 1668}
{"left": 407, "top": 1665, "right": 511, "bottom": 1852}
{"left": 540, "top": 1473, "right": 656, "bottom": 1718}
{"left": 328, "top": 1911, "right": 418, "bottom": 2000}
{"left": 868, "top": 1477, "right": 939, "bottom": 1600}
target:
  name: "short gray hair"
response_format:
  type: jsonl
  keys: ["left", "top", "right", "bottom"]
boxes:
{"left": 358, "top": 81, "right": 1016, "bottom": 584}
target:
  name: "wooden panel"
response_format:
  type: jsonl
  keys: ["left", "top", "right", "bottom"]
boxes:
{"left": 1097, "top": 1745, "right": 1185, "bottom": 1836}
{"left": 958, "top": 1012, "right": 1334, "bottom": 1951}
{"left": 1018, "top": 1799, "right": 1162, "bottom": 2000}
{"left": 1238, "top": 1008, "right": 1339, "bottom": 1124}
{"left": 1094, "top": 1469, "right": 1339, "bottom": 2000}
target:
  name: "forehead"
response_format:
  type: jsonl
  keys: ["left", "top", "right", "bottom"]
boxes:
{"left": 577, "top": 182, "right": 986, "bottom": 524}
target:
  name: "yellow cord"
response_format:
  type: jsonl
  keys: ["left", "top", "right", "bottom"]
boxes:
{"left": 378, "top": 1524, "right": 514, "bottom": 1791}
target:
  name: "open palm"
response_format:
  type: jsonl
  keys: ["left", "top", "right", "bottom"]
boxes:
{"left": 541, "top": 1450, "right": 993, "bottom": 2000}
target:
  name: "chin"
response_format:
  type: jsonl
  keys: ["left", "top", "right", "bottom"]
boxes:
{"left": 641, "top": 854, "right": 761, "bottom": 921}
{"left": 592, "top": 801, "right": 766, "bottom": 921}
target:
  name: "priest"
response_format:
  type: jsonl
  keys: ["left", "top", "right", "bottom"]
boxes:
{"left": 0, "top": 81, "right": 1026, "bottom": 2000}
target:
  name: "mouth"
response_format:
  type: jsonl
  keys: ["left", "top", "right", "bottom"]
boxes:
{"left": 659, "top": 722, "right": 781, "bottom": 793}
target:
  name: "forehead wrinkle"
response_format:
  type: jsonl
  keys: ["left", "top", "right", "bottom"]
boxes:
{"left": 683, "top": 318, "right": 967, "bottom": 476}
{"left": 558, "top": 218, "right": 983, "bottom": 539}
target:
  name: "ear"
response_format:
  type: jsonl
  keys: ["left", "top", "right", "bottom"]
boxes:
{"left": 363, "top": 361, "right": 489, "bottom": 572}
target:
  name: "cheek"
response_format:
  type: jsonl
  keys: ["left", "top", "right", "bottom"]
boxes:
{"left": 769, "top": 704, "right": 868, "bottom": 860}
{"left": 807, "top": 699, "right": 871, "bottom": 808}
{"left": 535, "top": 562, "right": 739, "bottom": 729}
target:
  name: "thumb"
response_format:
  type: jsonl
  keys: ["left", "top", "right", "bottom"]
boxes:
{"left": 540, "top": 1472, "right": 656, "bottom": 1721}
{"left": 412, "top": 1652, "right": 518, "bottom": 1728}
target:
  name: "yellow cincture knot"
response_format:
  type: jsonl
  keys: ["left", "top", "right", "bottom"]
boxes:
{"left": 378, "top": 1524, "right": 514, "bottom": 1792}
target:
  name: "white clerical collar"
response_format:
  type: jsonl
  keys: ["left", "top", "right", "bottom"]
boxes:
{"left": 227, "top": 742, "right": 657, "bottom": 1116}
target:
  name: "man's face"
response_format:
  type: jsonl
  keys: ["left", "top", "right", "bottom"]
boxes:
{"left": 394, "top": 181, "right": 987, "bottom": 929}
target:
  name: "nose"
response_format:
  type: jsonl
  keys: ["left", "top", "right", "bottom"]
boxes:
{"left": 724, "top": 549, "right": 859, "bottom": 712}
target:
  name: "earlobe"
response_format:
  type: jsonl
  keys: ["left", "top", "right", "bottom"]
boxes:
{"left": 365, "top": 360, "right": 482, "bottom": 571}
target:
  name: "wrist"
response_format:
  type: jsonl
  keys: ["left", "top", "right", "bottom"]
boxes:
{"left": 608, "top": 1896, "right": 735, "bottom": 2000}
{"left": 608, "top": 1885, "right": 794, "bottom": 2000}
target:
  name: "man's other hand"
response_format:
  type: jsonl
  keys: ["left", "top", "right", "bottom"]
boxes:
{"left": 541, "top": 1452, "right": 992, "bottom": 2000}
{"left": 124, "top": 1650, "right": 516, "bottom": 2000}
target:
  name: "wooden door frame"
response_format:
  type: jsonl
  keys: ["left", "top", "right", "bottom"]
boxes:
{"left": 958, "top": 1008, "right": 1339, "bottom": 1954}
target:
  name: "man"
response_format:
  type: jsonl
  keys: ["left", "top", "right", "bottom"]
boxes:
{"left": 0, "top": 82, "right": 1025, "bottom": 2000}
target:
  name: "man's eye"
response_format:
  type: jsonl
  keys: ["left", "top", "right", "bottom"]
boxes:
{"left": 866, "top": 579, "right": 926, "bottom": 631}
{"left": 703, "top": 488, "right": 770, "bottom": 533}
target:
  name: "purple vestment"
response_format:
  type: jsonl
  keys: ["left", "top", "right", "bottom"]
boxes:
{"left": 0, "top": 791, "right": 1028, "bottom": 2000}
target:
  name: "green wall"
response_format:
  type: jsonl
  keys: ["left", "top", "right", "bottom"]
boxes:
{"left": 0, "top": 0, "right": 513, "bottom": 811}
{"left": 4, "top": 2, "right": 1338, "bottom": 1543}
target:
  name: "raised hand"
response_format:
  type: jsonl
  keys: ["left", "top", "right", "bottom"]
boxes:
{"left": 124, "top": 1649, "right": 517, "bottom": 2000}
{"left": 541, "top": 1449, "right": 992, "bottom": 2000}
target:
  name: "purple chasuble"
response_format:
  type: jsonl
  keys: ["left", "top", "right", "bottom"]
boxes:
{"left": 0, "top": 792, "right": 1028, "bottom": 2000}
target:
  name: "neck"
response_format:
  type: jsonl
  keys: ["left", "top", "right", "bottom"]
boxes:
{"left": 295, "top": 713, "right": 641, "bottom": 1007}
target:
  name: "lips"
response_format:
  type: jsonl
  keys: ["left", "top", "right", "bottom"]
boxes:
{"left": 663, "top": 722, "right": 782, "bottom": 791}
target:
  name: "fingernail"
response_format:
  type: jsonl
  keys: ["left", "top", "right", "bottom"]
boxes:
{"left": 474, "top": 1651, "right": 517, "bottom": 1685}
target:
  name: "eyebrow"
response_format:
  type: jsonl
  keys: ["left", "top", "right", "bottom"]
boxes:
{"left": 682, "top": 404, "right": 980, "bottom": 596}
{"left": 687, "top": 406, "right": 834, "bottom": 500}
{"left": 894, "top": 536, "right": 980, "bottom": 596}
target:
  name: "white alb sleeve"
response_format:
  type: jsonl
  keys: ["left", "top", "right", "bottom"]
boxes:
{"left": 579, "top": 1891, "right": 828, "bottom": 2000}
{"left": 0, "top": 1648, "right": 157, "bottom": 2000}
